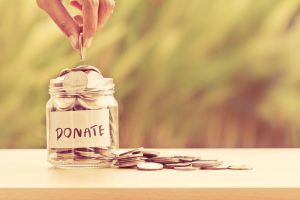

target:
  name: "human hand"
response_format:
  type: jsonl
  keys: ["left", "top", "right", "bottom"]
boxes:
{"left": 37, "top": 0, "right": 115, "bottom": 50}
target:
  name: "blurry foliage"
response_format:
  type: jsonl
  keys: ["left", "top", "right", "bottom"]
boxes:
{"left": 1, "top": 0, "right": 300, "bottom": 148}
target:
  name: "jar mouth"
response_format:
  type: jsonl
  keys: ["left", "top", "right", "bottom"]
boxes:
{"left": 49, "top": 77, "right": 115, "bottom": 96}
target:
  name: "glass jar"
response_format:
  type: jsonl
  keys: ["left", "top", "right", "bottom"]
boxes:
{"left": 46, "top": 66, "right": 118, "bottom": 168}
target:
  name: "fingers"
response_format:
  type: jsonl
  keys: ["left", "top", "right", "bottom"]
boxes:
{"left": 70, "top": 0, "right": 82, "bottom": 10}
{"left": 82, "top": 0, "right": 99, "bottom": 47}
{"left": 98, "top": 0, "right": 115, "bottom": 29}
{"left": 37, "top": 0, "right": 80, "bottom": 49}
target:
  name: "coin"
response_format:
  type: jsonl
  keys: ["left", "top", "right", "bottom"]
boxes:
{"left": 86, "top": 71, "right": 104, "bottom": 89}
{"left": 141, "top": 151, "right": 160, "bottom": 158}
{"left": 174, "top": 156, "right": 201, "bottom": 162}
{"left": 63, "top": 71, "right": 88, "bottom": 88}
{"left": 192, "top": 160, "right": 222, "bottom": 169}
{"left": 119, "top": 147, "right": 143, "bottom": 157}
{"left": 74, "top": 65, "right": 101, "bottom": 74}
{"left": 117, "top": 152, "right": 144, "bottom": 160}
{"left": 75, "top": 147, "right": 94, "bottom": 152}
{"left": 146, "top": 157, "right": 180, "bottom": 164}
{"left": 79, "top": 33, "right": 86, "bottom": 61}
{"left": 59, "top": 68, "right": 71, "bottom": 77}
{"left": 137, "top": 162, "right": 163, "bottom": 171}
{"left": 118, "top": 160, "right": 143, "bottom": 168}
{"left": 56, "top": 149, "right": 73, "bottom": 154}
{"left": 77, "top": 98, "right": 100, "bottom": 110}
{"left": 164, "top": 162, "right": 191, "bottom": 169}
{"left": 53, "top": 97, "right": 75, "bottom": 110}
{"left": 174, "top": 166, "right": 198, "bottom": 171}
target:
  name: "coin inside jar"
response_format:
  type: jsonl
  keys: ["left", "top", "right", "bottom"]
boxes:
{"left": 63, "top": 71, "right": 88, "bottom": 88}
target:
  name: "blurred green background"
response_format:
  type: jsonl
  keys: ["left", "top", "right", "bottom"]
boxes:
{"left": 1, "top": 0, "right": 300, "bottom": 148}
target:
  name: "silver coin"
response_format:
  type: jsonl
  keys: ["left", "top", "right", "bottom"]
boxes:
{"left": 146, "top": 157, "right": 180, "bottom": 164}
{"left": 63, "top": 71, "right": 88, "bottom": 88}
{"left": 74, "top": 65, "right": 101, "bottom": 74}
{"left": 192, "top": 161, "right": 222, "bottom": 169}
{"left": 137, "top": 162, "right": 163, "bottom": 171}
{"left": 77, "top": 98, "right": 100, "bottom": 110}
{"left": 118, "top": 160, "right": 143, "bottom": 168}
{"left": 140, "top": 151, "right": 160, "bottom": 158}
{"left": 118, "top": 152, "right": 143, "bottom": 160}
{"left": 118, "top": 147, "right": 143, "bottom": 157}
{"left": 56, "top": 149, "right": 73, "bottom": 154}
{"left": 59, "top": 68, "right": 71, "bottom": 77}
{"left": 86, "top": 71, "right": 104, "bottom": 89}
{"left": 79, "top": 33, "right": 86, "bottom": 61}
{"left": 164, "top": 162, "right": 191, "bottom": 169}
{"left": 53, "top": 97, "right": 75, "bottom": 110}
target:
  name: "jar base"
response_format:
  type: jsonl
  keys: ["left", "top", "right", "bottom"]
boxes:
{"left": 48, "top": 159, "right": 114, "bottom": 169}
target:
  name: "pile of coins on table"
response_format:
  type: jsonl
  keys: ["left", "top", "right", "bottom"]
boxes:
{"left": 115, "top": 147, "right": 252, "bottom": 171}
{"left": 49, "top": 147, "right": 117, "bottom": 165}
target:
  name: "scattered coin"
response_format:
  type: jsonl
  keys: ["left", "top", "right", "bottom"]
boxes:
{"left": 141, "top": 151, "right": 160, "bottom": 158}
{"left": 192, "top": 160, "right": 222, "bottom": 169}
{"left": 119, "top": 147, "right": 143, "bottom": 157}
{"left": 118, "top": 160, "right": 143, "bottom": 168}
{"left": 164, "top": 162, "right": 191, "bottom": 169}
{"left": 146, "top": 157, "right": 181, "bottom": 164}
{"left": 137, "top": 162, "right": 163, "bottom": 171}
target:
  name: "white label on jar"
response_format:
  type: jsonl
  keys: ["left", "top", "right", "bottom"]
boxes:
{"left": 49, "top": 109, "right": 110, "bottom": 148}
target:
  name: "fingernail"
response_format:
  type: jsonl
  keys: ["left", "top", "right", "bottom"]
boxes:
{"left": 86, "top": 38, "right": 93, "bottom": 48}
{"left": 68, "top": 35, "right": 77, "bottom": 49}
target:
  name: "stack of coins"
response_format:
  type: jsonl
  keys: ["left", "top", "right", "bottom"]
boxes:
{"left": 49, "top": 147, "right": 117, "bottom": 165}
{"left": 115, "top": 148, "right": 252, "bottom": 171}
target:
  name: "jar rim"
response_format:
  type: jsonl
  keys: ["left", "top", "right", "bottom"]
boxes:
{"left": 49, "top": 77, "right": 115, "bottom": 96}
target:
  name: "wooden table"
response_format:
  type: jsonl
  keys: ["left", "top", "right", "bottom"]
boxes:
{"left": 0, "top": 149, "right": 299, "bottom": 200}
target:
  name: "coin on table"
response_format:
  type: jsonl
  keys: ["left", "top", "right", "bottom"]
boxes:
{"left": 63, "top": 71, "right": 88, "bottom": 88}
{"left": 192, "top": 160, "right": 222, "bottom": 169}
{"left": 228, "top": 165, "right": 253, "bottom": 170}
{"left": 173, "top": 166, "right": 198, "bottom": 171}
{"left": 164, "top": 162, "right": 191, "bottom": 169}
{"left": 146, "top": 157, "right": 180, "bottom": 164}
{"left": 118, "top": 160, "right": 143, "bottom": 168}
{"left": 140, "top": 151, "right": 160, "bottom": 158}
{"left": 118, "top": 147, "right": 144, "bottom": 157}
{"left": 174, "top": 156, "right": 201, "bottom": 162}
{"left": 137, "top": 162, "right": 163, "bottom": 171}
{"left": 118, "top": 152, "right": 144, "bottom": 160}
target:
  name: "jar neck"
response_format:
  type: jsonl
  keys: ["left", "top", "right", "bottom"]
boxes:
{"left": 49, "top": 87, "right": 115, "bottom": 98}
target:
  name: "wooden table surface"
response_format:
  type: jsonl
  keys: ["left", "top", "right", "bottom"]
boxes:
{"left": 0, "top": 149, "right": 299, "bottom": 200}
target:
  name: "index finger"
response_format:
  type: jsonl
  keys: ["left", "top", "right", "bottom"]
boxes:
{"left": 37, "top": 0, "right": 80, "bottom": 49}
{"left": 82, "top": 0, "right": 99, "bottom": 47}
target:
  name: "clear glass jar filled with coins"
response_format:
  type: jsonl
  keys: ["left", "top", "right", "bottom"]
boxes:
{"left": 46, "top": 65, "right": 119, "bottom": 168}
